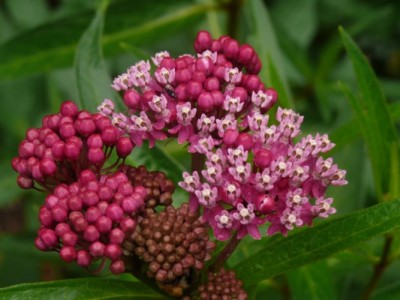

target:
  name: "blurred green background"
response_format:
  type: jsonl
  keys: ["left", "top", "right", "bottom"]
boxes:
{"left": 0, "top": 0, "right": 399, "bottom": 299}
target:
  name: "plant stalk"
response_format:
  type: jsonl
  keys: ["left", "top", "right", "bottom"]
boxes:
{"left": 209, "top": 232, "right": 241, "bottom": 272}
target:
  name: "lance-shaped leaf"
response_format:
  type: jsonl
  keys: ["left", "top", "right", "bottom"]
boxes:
{"left": 339, "top": 27, "right": 400, "bottom": 201}
{"left": 233, "top": 199, "right": 400, "bottom": 287}
{"left": 0, "top": 278, "right": 169, "bottom": 300}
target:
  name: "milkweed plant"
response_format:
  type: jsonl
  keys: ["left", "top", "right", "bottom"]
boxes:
{"left": 3, "top": 0, "right": 400, "bottom": 299}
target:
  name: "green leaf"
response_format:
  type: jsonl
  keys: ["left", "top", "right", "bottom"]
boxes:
{"left": 0, "top": 0, "right": 213, "bottom": 80}
{"left": 287, "top": 261, "right": 336, "bottom": 300}
{"left": 0, "top": 278, "right": 168, "bottom": 300}
{"left": 233, "top": 199, "right": 400, "bottom": 287}
{"left": 339, "top": 27, "right": 400, "bottom": 201}
{"left": 244, "top": 0, "right": 294, "bottom": 109}
{"left": 74, "top": 0, "right": 114, "bottom": 111}
{"left": 372, "top": 281, "right": 400, "bottom": 300}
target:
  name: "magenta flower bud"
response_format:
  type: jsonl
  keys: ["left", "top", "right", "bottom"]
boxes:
{"left": 123, "top": 89, "right": 141, "bottom": 110}
{"left": 14, "top": 159, "right": 29, "bottom": 176}
{"left": 186, "top": 81, "right": 203, "bottom": 99}
{"left": 86, "top": 180, "right": 99, "bottom": 192}
{"left": 160, "top": 57, "right": 176, "bottom": 69}
{"left": 69, "top": 211, "right": 83, "bottom": 223}
{"left": 26, "top": 128, "right": 40, "bottom": 141}
{"left": 106, "top": 204, "right": 124, "bottom": 222}
{"left": 34, "top": 237, "right": 48, "bottom": 251}
{"left": 68, "top": 194, "right": 83, "bottom": 211}
{"left": 223, "top": 128, "right": 239, "bottom": 146}
{"left": 76, "top": 250, "right": 91, "bottom": 267}
{"left": 59, "top": 116, "right": 74, "bottom": 126}
{"left": 255, "top": 194, "right": 275, "bottom": 214}
{"left": 88, "top": 147, "right": 105, "bottom": 164}
{"left": 39, "top": 158, "right": 57, "bottom": 176}
{"left": 198, "top": 92, "right": 214, "bottom": 112}
{"left": 101, "top": 126, "right": 119, "bottom": 146}
{"left": 238, "top": 44, "right": 255, "bottom": 65}
{"left": 59, "top": 123, "right": 76, "bottom": 139}
{"left": 69, "top": 182, "right": 80, "bottom": 194}
{"left": 175, "top": 68, "right": 191, "bottom": 84}
{"left": 62, "top": 231, "right": 78, "bottom": 246}
{"left": 222, "top": 38, "right": 240, "bottom": 60}
{"left": 211, "top": 40, "right": 221, "bottom": 52}
{"left": 97, "top": 201, "right": 109, "bottom": 215}
{"left": 75, "top": 117, "right": 96, "bottom": 137}
{"left": 174, "top": 84, "right": 187, "bottom": 101}
{"left": 236, "top": 133, "right": 253, "bottom": 151}
{"left": 117, "top": 182, "right": 133, "bottom": 196}
{"left": 175, "top": 57, "right": 188, "bottom": 69}
{"left": 45, "top": 194, "right": 59, "bottom": 208}
{"left": 83, "top": 191, "right": 99, "bottom": 207}
{"left": 55, "top": 223, "right": 71, "bottom": 237}
{"left": 133, "top": 186, "right": 147, "bottom": 198}
{"left": 46, "top": 114, "right": 60, "bottom": 130}
{"left": 52, "top": 205, "right": 68, "bottom": 222}
{"left": 60, "top": 246, "right": 77, "bottom": 262}
{"left": 195, "top": 57, "right": 213, "bottom": 74}
{"left": 85, "top": 207, "right": 101, "bottom": 223}
{"left": 31, "top": 163, "right": 43, "bottom": 180}
{"left": 17, "top": 175, "right": 34, "bottom": 189}
{"left": 231, "top": 87, "right": 248, "bottom": 102}
{"left": 39, "top": 228, "right": 58, "bottom": 248}
{"left": 95, "top": 216, "right": 112, "bottom": 233}
{"left": 43, "top": 148, "right": 54, "bottom": 160}
{"left": 77, "top": 110, "right": 91, "bottom": 119}
{"left": 98, "top": 185, "right": 113, "bottom": 202}
{"left": 105, "top": 244, "right": 122, "bottom": 261}
{"left": 194, "top": 30, "right": 212, "bottom": 53}
{"left": 60, "top": 101, "right": 78, "bottom": 117}
{"left": 211, "top": 90, "right": 224, "bottom": 107}
{"left": 120, "top": 217, "right": 136, "bottom": 232}
{"left": 79, "top": 169, "right": 97, "bottom": 185}
{"left": 254, "top": 149, "right": 272, "bottom": 169}
{"left": 116, "top": 137, "right": 133, "bottom": 158}
{"left": 262, "top": 88, "right": 278, "bottom": 112}
{"left": 64, "top": 141, "right": 81, "bottom": 160}
{"left": 34, "top": 143, "right": 46, "bottom": 159}
{"left": 51, "top": 141, "right": 65, "bottom": 160}
{"left": 110, "top": 259, "right": 125, "bottom": 274}
{"left": 121, "top": 196, "right": 143, "bottom": 213}
{"left": 89, "top": 241, "right": 105, "bottom": 257}
{"left": 191, "top": 71, "right": 206, "bottom": 83}
{"left": 39, "top": 207, "right": 53, "bottom": 226}
{"left": 109, "top": 228, "right": 125, "bottom": 244}
{"left": 54, "top": 184, "right": 70, "bottom": 198}
{"left": 86, "top": 134, "right": 103, "bottom": 149}
{"left": 95, "top": 116, "right": 112, "bottom": 131}
{"left": 212, "top": 64, "right": 226, "bottom": 80}
{"left": 18, "top": 141, "right": 35, "bottom": 158}
{"left": 44, "top": 132, "right": 60, "bottom": 147}
{"left": 73, "top": 216, "right": 88, "bottom": 232}
{"left": 84, "top": 225, "right": 100, "bottom": 242}
{"left": 243, "top": 75, "right": 261, "bottom": 92}
{"left": 204, "top": 77, "right": 220, "bottom": 92}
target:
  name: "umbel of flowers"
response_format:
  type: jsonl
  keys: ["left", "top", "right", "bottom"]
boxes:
{"left": 11, "top": 30, "right": 347, "bottom": 299}
{"left": 102, "top": 30, "right": 347, "bottom": 240}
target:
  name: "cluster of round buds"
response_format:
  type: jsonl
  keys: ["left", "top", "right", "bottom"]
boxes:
{"left": 99, "top": 30, "right": 275, "bottom": 148}
{"left": 123, "top": 204, "right": 215, "bottom": 284}
{"left": 183, "top": 268, "right": 247, "bottom": 300}
{"left": 119, "top": 165, "right": 175, "bottom": 208}
{"left": 11, "top": 101, "right": 134, "bottom": 191}
{"left": 34, "top": 170, "right": 146, "bottom": 274}
{"left": 179, "top": 107, "right": 348, "bottom": 239}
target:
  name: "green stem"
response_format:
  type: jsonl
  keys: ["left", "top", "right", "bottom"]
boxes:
{"left": 361, "top": 234, "right": 394, "bottom": 300}
{"left": 209, "top": 232, "right": 241, "bottom": 272}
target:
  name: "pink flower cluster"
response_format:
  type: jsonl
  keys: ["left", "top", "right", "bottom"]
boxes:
{"left": 35, "top": 169, "right": 146, "bottom": 274}
{"left": 105, "top": 30, "right": 347, "bottom": 240}
{"left": 12, "top": 101, "right": 134, "bottom": 191}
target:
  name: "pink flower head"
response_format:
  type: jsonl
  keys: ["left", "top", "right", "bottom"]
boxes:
{"left": 197, "top": 114, "right": 216, "bottom": 136}
{"left": 155, "top": 67, "right": 176, "bottom": 85}
{"left": 224, "top": 67, "right": 242, "bottom": 84}
{"left": 223, "top": 95, "right": 244, "bottom": 114}
{"left": 195, "top": 183, "right": 218, "bottom": 208}
{"left": 179, "top": 171, "right": 201, "bottom": 193}
{"left": 111, "top": 73, "right": 131, "bottom": 91}
{"left": 312, "top": 197, "right": 336, "bottom": 218}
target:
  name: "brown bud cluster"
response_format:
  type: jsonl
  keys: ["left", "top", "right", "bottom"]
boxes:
{"left": 119, "top": 165, "right": 175, "bottom": 208}
{"left": 186, "top": 268, "right": 248, "bottom": 300}
{"left": 124, "top": 204, "right": 215, "bottom": 284}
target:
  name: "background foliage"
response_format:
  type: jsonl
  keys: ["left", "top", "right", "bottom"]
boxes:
{"left": 0, "top": 0, "right": 399, "bottom": 299}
